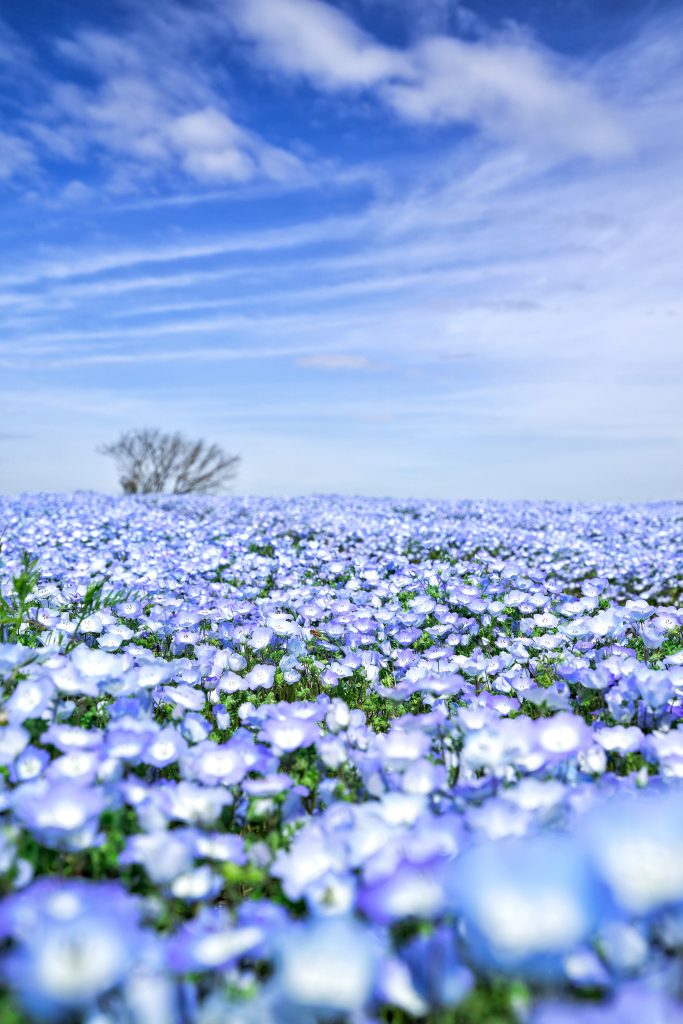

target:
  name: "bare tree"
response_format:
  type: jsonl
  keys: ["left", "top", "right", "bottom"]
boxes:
{"left": 99, "top": 428, "right": 240, "bottom": 495}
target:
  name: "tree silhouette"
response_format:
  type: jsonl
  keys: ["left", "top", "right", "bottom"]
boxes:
{"left": 99, "top": 428, "right": 240, "bottom": 495}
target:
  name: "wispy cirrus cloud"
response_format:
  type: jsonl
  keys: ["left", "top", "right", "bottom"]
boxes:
{"left": 296, "top": 353, "right": 377, "bottom": 370}
{"left": 0, "top": 130, "right": 36, "bottom": 181}
{"left": 0, "top": 212, "right": 363, "bottom": 289}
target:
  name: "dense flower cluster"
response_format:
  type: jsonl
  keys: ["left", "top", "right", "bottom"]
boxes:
{"left": 0, "top": 492, "right": 682, "bottom": 1023}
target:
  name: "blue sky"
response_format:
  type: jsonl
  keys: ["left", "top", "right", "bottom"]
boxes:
{"left": 0, "top": 0, "right": 681, "bottom": 500}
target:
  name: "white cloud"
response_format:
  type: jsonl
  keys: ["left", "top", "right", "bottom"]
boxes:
{"left": 55, "top": 179, "right": 96, "bottom": 204}
{"left": 0, "top": 130, "right": 36, "bottom": 181}
{"left": 169, "top": 107, "right": 303, "bottom": 183}
{"left": 170, "top": 108, "right": 243, "bottom": 152}
{"left": 229, "top": 0, "right": 405, "bottom": 89}
{"left": 180, "top": 146, "right": 255, "bottom": 182}
{"left": 229, "top": 0, "right": 628, "bottom": 158}
{"left": 170, "top": 108, "right": 255, "bottom": 182}
{"left": 12, "top": 17, "right": 305, "bottom": 192}
{"left": 0, "top": 0, "right": 631, "bottom": 198}
{"left": 0, "top": 212, "right": 361, "bottom": 288}
{"left": 297, "top": 353, "right": 375, "bottom": 370}
{"left": 382, "top": 36, "right": 629, "bottom": 157}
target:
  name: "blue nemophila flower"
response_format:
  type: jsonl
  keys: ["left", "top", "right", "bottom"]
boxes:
{"left": 106, "top": 723, "right": 156, "bottom": 761}
{"left": 114, "top": 600, "right": 143, "bottom": 618}
{"left": 142, "top": 725, "right": 188, "bottom": 768}
{"left": 535, "top": 713, "right": 593, "bottom": 762}
{"left": 70, "top": 644, "right": 131, "bottom": 681}
{"left": 266, "top": 612, "right": 300, "bottom": 638}
{"left": 624, "top": 599, "right": 654, "bottom": 622}
{"left": 653, "top": 610, "right": 680, "bottom": 632}
{"left": 10, "top": 744, "right": 50, "bottom": 783}
{"left": 170, "top": 864, "right": 223, "bottom": 901}
{"left": 375, "top": 723, "right": 432, "bottom": 766}
{"left": 120, "top": 830, "right": 195, "bottom": 885}
{"left": 358, "top": 853, "right": 449, "bottom": 924}
{"left": 242, "top": 773, "right": 299, "bottom": 798}
{"left": 248, "top": 625, "right": 274, "bottom": 650}
{"left": 274, "top": 916, "right": 382, "bottom": 1018}
{"left": 45, "top": 749, "right": 102, "bottom": 784}
{"left": 630, "top": 667, "right": 674, "bottom": 715}
{"left": 271, "top": 824, "right": 346, "bottom": 901}
{"left": 466, "top": 797, "right": 532, "bottom": 841}
{"left": 110, "top": 694, "right": 153, "bottom": 720}
{"left": 460, "top": 716, "right": 536, "bottom": 776}
{"left": 182, "top": 739, "right": 250, "bottom": 786}
{"left": 579, "top": 789, "right": 683, "bottom": 917}
{"left": 399, "top": 926, "right": 474, "bottom": 1012}
{"left": 160, "top": 682, "right": 205, "bottom": 712}
{"left": 0, "top": 643, "right": 38, "bottom": 670}
{"left": 0, "top": 879, "right": 143, "bottom": 1019}
{"left": 0, "top": 724, "right": 29, "bottom": 767}
{"left": 581, "top": 579, "right": 608, "bottom": 599}
{"left": 639, "top": 621, "right": 666, "bottom": 650}
{"left": 5, "top": 675, "right": 54, "bottom": 724}
{"left": 11, "top": 779, "right": 108, "bottom": 851}
{"left": 501, "top": 778, "right": 566, "bottom": 818}
{"left": 401, "top": 757, "right": 447, "bottom": 795}
{"left": 217, "top": 670, "right": 250, "bottom": 694}
{"left": 98, "top": 626, "right": 134, "bottom": 651}
{"left": 125, "top": 661, "right": 175, "bottom": 689}
{"left": 166, "top": 908, "right": 264, "bottom": 973}
{"left": 532, "top": 985, "right": 683, "bottom": 1024}
{"left": 646, "top": 728, "right": 683, "bottom": 778}
{"left": 259, "top": 709, "right": 320, "bottom": 752}
{"left": 0, "top": 492, "right": 681, "bottom": 1019}
{"left": 598, "top": 920, "right": 649, "bottom": 975}
{"left": 244, "top": 663, "right": 276, "bottom": 691}
{"left": 214, "top": 706, "right": 231, "bottom": 731}
{"left": 180, "top": 711, "right": 213, "bottom": 743}
{"left": 325, "top": 697, "right": 351, "bottom": 732}
{"left": 194, "top": 832, "right": 246, "bottom": 864}
{"left": 46, "top": 657, "right": 101, "bottom": 697}
{"left": 595, "top": 725, "right": 644, "bottom": 755}
{"left": 78, "top": 613, "right": 104, "bottom": 634}
{"left": 447, "top": 834, "right": 609, "bottom": 979}
{"left": 160, "top": 781, "right": 232, "bottom": 826}
{"left": 41, "top": 722, "right": 104, "bottom": 752}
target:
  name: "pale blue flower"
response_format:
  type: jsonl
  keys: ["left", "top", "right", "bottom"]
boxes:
{"left": 447, "top": 834, "right": 609, "bottom": 979}
{"left": 274, "top": 916, "right": 382, "bottom": 1017}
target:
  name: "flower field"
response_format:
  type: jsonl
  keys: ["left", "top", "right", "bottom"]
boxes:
{"left": 1, "top": 492, "right": 683, "bottom": 1023}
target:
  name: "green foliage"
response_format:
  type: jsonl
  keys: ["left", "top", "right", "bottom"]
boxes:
{"left": 0, "top": 993, "right": 30, "bottom": 1024}
{"left": 0, "top": 551, "right": 42, "bottom": 645}
{"left": 0, "top": 548, "right": 137, "bottom": 653}
{"left": 64, "top": 576, "right": 136, "bottom": 653}
{"left": 16, "top": 807, "right": 140, "bottom": 884}
{"left": 70, "top": 696, "right": 113, "bottom": 730}
{"left": 576, "top": 689, "right": 607, "bottom": 723}
{"left": 378, "top": 980, "right": 528, "bottom": 1023}
{"left": 606, "top": 751, "right": 657, "bottom": 777}
{"left": 249, "top": 542, "right": 276, "bottom": 558}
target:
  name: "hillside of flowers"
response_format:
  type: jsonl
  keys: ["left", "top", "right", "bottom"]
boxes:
{"left": 1, "top": 492, "right": 682, "bottom": 1024}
